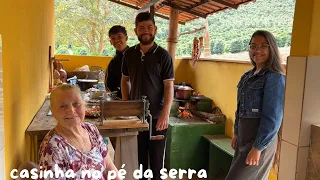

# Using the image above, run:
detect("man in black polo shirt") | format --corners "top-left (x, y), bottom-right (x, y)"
top-left (105, 25), bottom-right (129, 98)
top-left (121, 12), bottom-right (174, 180)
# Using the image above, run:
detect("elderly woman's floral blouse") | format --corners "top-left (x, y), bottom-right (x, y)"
top-left (38, 122), bottom-right (108, 180)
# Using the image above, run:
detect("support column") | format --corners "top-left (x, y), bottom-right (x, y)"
top-left (166, 7), bottom-right (179, 61)
top-left (150, 5), bottom-right (155, 15)
top-left (279, 0), bottom-right (320, 179)
top-left (203, 19), bottom-right (211, 57)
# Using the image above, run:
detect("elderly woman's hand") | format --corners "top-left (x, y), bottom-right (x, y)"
top-left (103, 154), bottom-right (122, 180)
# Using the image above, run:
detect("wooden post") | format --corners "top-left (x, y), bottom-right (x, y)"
top-left (150, 5), bottom-right (155, 15)
top-left (203, 19), bottom-right (211, 57)
top-left (167, 7), bottom-right (179, 61)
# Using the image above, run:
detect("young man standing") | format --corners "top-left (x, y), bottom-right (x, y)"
top-left (105, 25), bottom-right (129, 98)
top-left (121, 12), bottom-right (174, 180)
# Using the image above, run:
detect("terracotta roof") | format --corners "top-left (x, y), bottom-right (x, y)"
top-left (109, 0), bottom-right (256, 24)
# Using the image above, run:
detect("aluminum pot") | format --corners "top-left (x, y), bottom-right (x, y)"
top-left (175, 83), bottom-right (193, 99)
top-left (77, 79), bottom-right (98, 91)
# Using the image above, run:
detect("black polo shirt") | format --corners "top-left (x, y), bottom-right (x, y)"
top-left (122, 43), bottom-right (174, 119)
top-left (105, 46), bottom-right (129, 98)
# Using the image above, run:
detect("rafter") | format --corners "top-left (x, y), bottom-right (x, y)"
top-left (209, 0), bottom-right (238, 9)
top-left (161, 1), bottom-right (207, 18)
top-left (136, 0), bottom-right (144, 6)
top-left (138, 0), bottom-right (166, 13)
top-left (108, 0), bottom-right (185, 24)
top-left (178, 26), bottom-right (205, 37)
top-left (155, 3), bottom-right (166, 11)
top-left (188, 0), bottom-right (209, 9)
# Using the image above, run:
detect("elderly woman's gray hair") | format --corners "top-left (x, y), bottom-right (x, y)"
top-left (50, 84), bottom-right (84, 106)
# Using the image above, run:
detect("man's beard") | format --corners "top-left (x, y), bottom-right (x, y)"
top-left (138, 34), bottom-right (155, 45)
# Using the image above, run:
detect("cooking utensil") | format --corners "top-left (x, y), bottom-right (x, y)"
top-left (67, 71), bottom-right (99, 79)
top-left (77, 79), bottom-right (98, 91)
top-left (151, 135), bottom-right (165, 140)
top-left (90, 91), bottom-right (106, 100)
top-left (175, 82), bottom-right (193, 99)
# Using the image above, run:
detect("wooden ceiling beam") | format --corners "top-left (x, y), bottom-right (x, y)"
top-left (136, 0), bottom-right (144, 6)
top-left (155, 3), bottom-right (166, 11)
top-left (138, 0), bottom-right (166, 13)
top-left (188, 0), bottom-right (209, 9)
top-left (209, 0), bottom-right (238, 9)
top-left (108, 0), bottom-right (185, 24)
top-left (161, 1), bottom-right (207, 18)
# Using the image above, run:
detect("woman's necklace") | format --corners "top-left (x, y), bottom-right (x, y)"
top-left (68, 135), bottom-right (91, 152)
top-left (56, 125), bottom-right (92, 152)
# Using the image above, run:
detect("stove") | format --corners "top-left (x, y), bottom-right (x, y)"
top-left (170, 96), bottom-right (213, 118)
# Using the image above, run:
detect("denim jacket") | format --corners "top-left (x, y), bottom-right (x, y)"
top-left (234, 68), bottom-right (285, 151)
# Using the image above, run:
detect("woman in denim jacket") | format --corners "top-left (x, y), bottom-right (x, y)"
top-left (225, 30), bottom-right (285, 180)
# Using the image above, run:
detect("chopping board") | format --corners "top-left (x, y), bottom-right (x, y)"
top-left (103, 117), bottom-right (148, 129)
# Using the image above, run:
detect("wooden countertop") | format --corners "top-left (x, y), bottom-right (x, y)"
top-left (26, 98), bottom-right (149, 137)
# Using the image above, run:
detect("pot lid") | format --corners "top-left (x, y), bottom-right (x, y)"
top-left (78, 79), bottom-right (98, 82)
top-left (177, 83), bottom-right (193, 90)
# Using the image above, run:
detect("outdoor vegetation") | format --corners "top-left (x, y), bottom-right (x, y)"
top-left (54, 0), bottom-right (295, 59)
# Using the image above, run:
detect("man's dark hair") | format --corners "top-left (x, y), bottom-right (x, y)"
top-left (135, 12), bottom-right (155, 26)
top-left (108, 25), bottom-right (127, 37)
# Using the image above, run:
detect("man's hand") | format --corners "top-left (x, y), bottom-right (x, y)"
top-left (155, 80), bottom-right (173, 131)
top-left (156, 112), bottom-right (169, 131)
top-left (231, 136), bottom-right (237, 150)
top-left (246, 147), bottom-right (261, 166)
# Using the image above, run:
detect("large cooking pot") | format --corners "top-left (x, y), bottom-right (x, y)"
top-left (90, 91), bottom-right (118, 101)
top-left (175, 83), bottom-right (193, 99)
top-left (77, 79), bottom-right (98, 91)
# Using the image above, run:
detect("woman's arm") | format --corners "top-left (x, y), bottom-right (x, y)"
top-left (103, 154), bottom-right (121, 180)
top-left (121, 76), bottom-right (130, 100)
top-left (253, 73), bottom-right (285, 151)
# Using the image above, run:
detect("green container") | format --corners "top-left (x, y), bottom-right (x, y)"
top-left (196, 97), bottom-right (213, 113)
top-left (165, 117), bottom-right (225, 171)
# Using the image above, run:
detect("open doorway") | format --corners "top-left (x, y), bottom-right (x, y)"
top-left (0, 34), bottom-right (4, 178)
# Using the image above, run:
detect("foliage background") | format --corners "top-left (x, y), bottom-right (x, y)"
top-left (54, 0), bottom-right (295, 58)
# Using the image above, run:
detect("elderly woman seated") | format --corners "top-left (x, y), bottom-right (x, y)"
top-left (38, 84), bottom-right (120, 180)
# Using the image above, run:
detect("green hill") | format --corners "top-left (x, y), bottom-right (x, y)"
top-left (170, 0), bottom-right (295, 57)
top-left (55, 0), bottom-right (296, 57)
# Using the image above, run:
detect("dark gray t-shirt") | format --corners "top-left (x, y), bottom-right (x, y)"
top-left (122, 43), bottom-right (174, 119)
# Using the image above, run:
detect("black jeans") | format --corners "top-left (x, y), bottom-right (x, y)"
top-left (138, 119), bottom-right (167, 180)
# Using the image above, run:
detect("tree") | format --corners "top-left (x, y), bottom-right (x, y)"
top-left (210, 41), bottom-right (215, 55)
top-left (54, 0), bottom-right (295, 57)
top-left (242, 38), bottom-right (250, 51)
top-left (55, 0), bottom-right (135, 55)
top-left (213, 41), bottom-right (224, 54)
top-left (56, 45), bottom-right (69, 54)
top-left (230, 40), bottom-right (243, 53)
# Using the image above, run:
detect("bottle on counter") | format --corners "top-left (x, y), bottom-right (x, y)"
top-left (98, 70), bottom-right (105, 83)
top-left (97, 82), bottom-right (105, 91)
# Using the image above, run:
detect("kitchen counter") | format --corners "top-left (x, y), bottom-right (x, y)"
top-left (26, 98), bottom-right (148, 179)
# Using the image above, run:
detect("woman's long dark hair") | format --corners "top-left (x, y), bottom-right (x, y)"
top-left (249, 30), bottom-right (284, 75)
